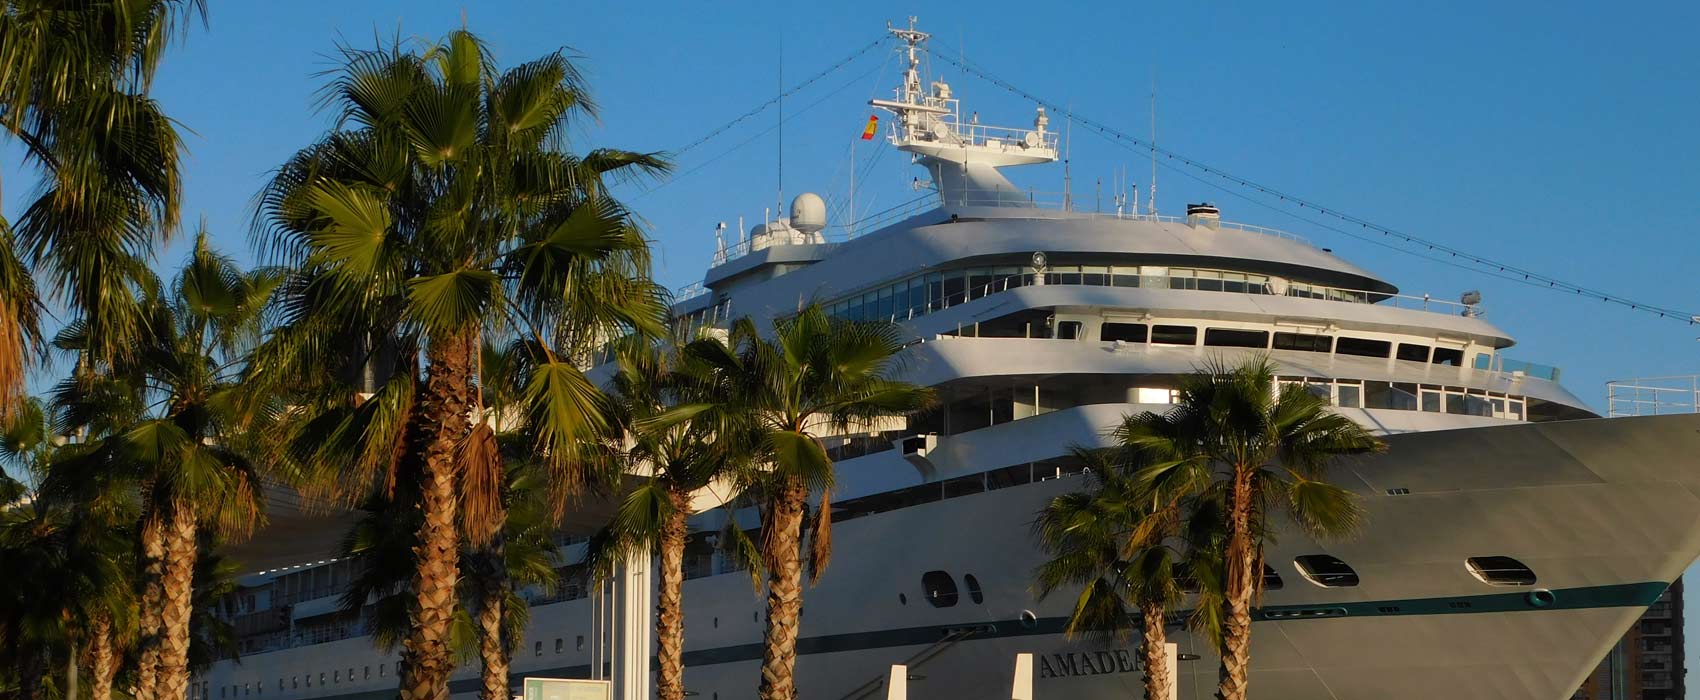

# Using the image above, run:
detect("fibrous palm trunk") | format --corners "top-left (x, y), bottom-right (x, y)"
top-left (17, 650), bottom-right (44, 700)
top-left (1216, 470), bottom-right (1256, 700)
top-left (477, 518), bottom-right (510, 700)
top-left (757, 477), bottom-right (809, 700)
top-left (1140, 602), bottom-right (1171, 700)
top-left (477, 586), bottom-right (507, 700)
top-left (656, 488), bottom-right (691, 700)
top-left (134, 514), bottom-right (167, 700)
top-left (156, 502), bottom-right (200, 700)
top-left (91, 612), bottom-right (117, 700)
top-left (400, 333), bottom-right (474, 700)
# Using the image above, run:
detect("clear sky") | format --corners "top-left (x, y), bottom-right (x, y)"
top-left (5, 0), bottom-right (1699, 690)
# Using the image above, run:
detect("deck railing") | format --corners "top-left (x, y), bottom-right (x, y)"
top-left (1607, 375), bottom-right (1700, 417)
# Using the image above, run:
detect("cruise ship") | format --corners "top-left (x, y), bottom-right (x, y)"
top-left (198, 20), bottom-right (1700, 700)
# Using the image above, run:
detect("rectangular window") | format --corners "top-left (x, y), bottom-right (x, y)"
top-left (1337, 384), bottom-right (1362, 408)
top-left (1052, 265), bottom-right (1082, 286)
top-left (1101, 322), bottom-right (1148, 343)
top-left (1433, 347), bottom-right (1464, 366)
top-left (1273, 332), bottom-right (1332, 353)
top-left (926, 272), bottom-right (945, 311)
top-left (1336, 337), bottom-right (1392, 358)
top-left (1151, 325), bottom-right (1198, 345)
top-left (968, 268), bottom-right (995, 300)
top-left (1081, 265), bottom-right (1110, 286)
top-left (876, 286), bottom-right (895, 320)
top-left (942, 271), bottom-right (965, 307)
top-left (847, 294), bottom-right (864, 321)
top-left (1056, 321), bottom-right (1082, 340)
top-left (907, 278), bottom-right (927, 317)
top-left (1194, 269), bottom-right (1224, 292)
top-left (1111, 267), bottom-right (1141, 287)
top-left (995, 266), bottom-right (1023, 293)
top-left (1421, 389), bottom-right (1442, 413)
top-left (1205, 328), bottom-right (1269, 348)
top-left (1136, 387), bottom-right (1176, 404)
top-left (1396, 343), bottom-right (1430, 362)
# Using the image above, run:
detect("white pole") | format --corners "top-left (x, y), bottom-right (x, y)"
top-left (885, 665), bottom-right (908, 700)
top-left (612, 547), bottom-right (653, 700)
top-left (1164, 642), bottom-right (1179, 700)
top-left (1010, 653), bottom-right (1033, 700)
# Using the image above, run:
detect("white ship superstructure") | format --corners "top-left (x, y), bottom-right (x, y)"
top-left (195, 19), bottom-right (1700, 700)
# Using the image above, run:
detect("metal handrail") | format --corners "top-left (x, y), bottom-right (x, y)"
top-left (1606, 375), bottom-right (1700, 417)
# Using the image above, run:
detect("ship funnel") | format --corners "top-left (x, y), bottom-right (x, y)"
top-left (790, 192), bottom-right (827, 233)
top-left (1186, 202), bottom-right (1221, 229)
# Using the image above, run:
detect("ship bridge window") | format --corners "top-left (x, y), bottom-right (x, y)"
top-left (1101, 322), bottom-right (1148, 343)
top-left (922, 571), bottom-right (960, 608)
top-left (1205, 328), bottom-right (1269, 349)
top-left (1336, 337), bottom-right (1391, 359)
top-left (1273, 332), bottom-right (1331, 353)
top-left (1432, 347), bottom-right (1465, 366)
top-left (1151, 325), bottom-right (1197, 346)
top-left (1466, 556), bottom-right (1537, 586)
top-left (1056, 321), bottom-right (1082, 340)
top-left (1396, 343), bottom-right (1431, 363)
top-left (1294, 555), bottom-right (1360, 588)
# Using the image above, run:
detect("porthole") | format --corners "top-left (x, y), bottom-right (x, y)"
top-left (576, 635), bottom-right (585, 651)
top-left (1527, 589), bottom-right (1556, 608)
top-left (1019, 610), bottom-right (1038, 628)
top-left (921, 570), bottom-right (959, 608)
top-left (1294, 555), bottom-right (1360, 588)
top-left (964, 574), bottom-right (984, 604)
top-left (899, 593), bottom-right (908, 605)
top-left (1466, 556), bottom-right (1537, 586)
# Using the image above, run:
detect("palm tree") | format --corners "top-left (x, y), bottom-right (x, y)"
top-left (252, 30), bottom-right (667, 700)
top-left (1033, 447), bottom-right (1184, 700)
top-left (1121, 357), bottom-right (1384, 700)
top-left (47, 233), bottom-right (278, 700)
top-left (672, 306), bottom-right (932, 700)
top-left (0, 0), bottom-right (202, 373)
top-left (584, 338), bottom-right (753, 700)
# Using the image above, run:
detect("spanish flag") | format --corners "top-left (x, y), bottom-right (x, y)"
top-left (860, 115), bottom-right (879, 140)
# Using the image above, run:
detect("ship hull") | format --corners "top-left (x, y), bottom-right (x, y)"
top-left (198, 413), bottom-right (1700, 700)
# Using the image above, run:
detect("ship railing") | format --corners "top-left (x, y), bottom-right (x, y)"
top-left (841, 269), bottom-right (1473, 326)
top-left (1606, 375), bottom-right (1700, 417)
top-left (895, 117), bottom-right (1060, 154)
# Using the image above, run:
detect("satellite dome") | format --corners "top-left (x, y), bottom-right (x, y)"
top-left (790, 193), bottom-right (827, 233)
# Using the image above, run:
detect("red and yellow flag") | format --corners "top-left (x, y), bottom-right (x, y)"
top-left (860, 115), bottom-right (879, 140)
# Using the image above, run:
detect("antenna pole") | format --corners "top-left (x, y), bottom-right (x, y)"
top-left (1063, 105), bottom-right (1072, 211)
top-left (1148, 70), bottom-right (1158, 216)
top-left (777, 33), bottom-right (784, 224)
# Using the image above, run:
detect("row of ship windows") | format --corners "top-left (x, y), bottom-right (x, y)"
top-left (674, 263), bottom-right (1386, 340)
top-left (819, 265), bottom-right (1374, 325)
top-left (1206, 555), bottom-right (1538, 591)
top-left (197, 661), bottom-right (398, 699)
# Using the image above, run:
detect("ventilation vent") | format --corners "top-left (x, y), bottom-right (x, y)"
top-left (1466, 556), bottom-right (1537, 586)
top-left (1294, 555), bottom-right (1360, 588)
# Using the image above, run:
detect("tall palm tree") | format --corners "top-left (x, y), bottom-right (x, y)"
top-left (48, 233), bottom-right (278, 700)
top-left (252, 30), bottom-right (667, 700)
top-left (585, 338), bottom-right (753, 700)
top-left (1033, 447), bottom-right (1184, 700)
top-left (672, 306), bottom-right (932, 700)
top-left (1122, 357), bottom-right (1384, 700)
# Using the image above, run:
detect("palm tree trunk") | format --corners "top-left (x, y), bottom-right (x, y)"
top-left (156, 502), bottom-right (200, 700)
top-left (90, 612), bottom-right (117, 700)
top-left (477, 586), bottom-right (507, 700)
top-left (656, 488), bottom-right (691, 700)
top-left (400, 332), bottom-right (475, 700)
top-left (1216, 470), bottom-right (1257, 700)
top-left (757, 477), bottom-right (809, 700)
top-left (134, 513), bottom-right (167, 700)
top-left (477, 521), bottom-right (510, 700)
top-left (1140, 602), bottom-right (1170, 700)
top-left (66, 633), bottom-right (80, 700)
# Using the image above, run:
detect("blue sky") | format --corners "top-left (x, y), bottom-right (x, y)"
top-left (5, 0), bottom-right (1700, 688)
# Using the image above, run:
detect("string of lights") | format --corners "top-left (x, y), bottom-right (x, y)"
top-left (922, 47), bottom-right (1700, 325)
